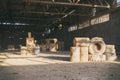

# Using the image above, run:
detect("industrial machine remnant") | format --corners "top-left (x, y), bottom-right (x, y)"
top-left (70, 37), bottom-right (117, 62)
top-left (20, 32), bottom-right (36, 55)
top-left (46, 38), bottom-right (58, 52)
top-left (20, 32), bottom-right (58, 55)
top-left (26, 32), bottom-right (35, 54)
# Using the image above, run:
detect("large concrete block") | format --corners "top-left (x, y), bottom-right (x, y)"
top-left (73, 37), bottom-right (90, 47)
top-left (80, 46), bottom-right (88, 62)
top-left (70, 47), bottom-right (80, 62)
top-left (105, 45), bottom-right (117, 61)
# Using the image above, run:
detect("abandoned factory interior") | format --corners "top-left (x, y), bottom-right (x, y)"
top-left (0, 0), bottom-right (120, 80)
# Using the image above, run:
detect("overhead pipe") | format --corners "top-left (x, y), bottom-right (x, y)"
top-left (28, 0), bottom-right (110, 9)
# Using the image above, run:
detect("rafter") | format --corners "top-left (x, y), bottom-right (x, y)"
top-left (26, 0), bottom-right (110, 9)
top-left (26, 11), bottom-right (90, 16)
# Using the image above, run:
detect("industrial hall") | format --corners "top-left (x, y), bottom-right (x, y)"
top-left (0, 0), bottom-right (120, 80)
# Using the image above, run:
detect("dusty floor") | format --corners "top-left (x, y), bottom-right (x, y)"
top-left (0, 51), bottom-right (120, 80)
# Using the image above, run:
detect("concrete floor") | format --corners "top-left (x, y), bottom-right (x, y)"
top-left (0, 51), bottom-right (120, 80)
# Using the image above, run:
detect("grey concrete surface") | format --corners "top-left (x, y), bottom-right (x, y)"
top-left (0, 51), bottom-right (120, 80)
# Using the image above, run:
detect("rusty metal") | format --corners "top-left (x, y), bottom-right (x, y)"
top-left (26, 11), bottom-right (90, 16)
top-left (28, 0), bottom-right (110, 8)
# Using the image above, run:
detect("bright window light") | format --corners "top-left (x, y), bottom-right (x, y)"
top-left (117, 0), bottom-right (120, 2)
top-left (0, 22), bottom-right (29, 26)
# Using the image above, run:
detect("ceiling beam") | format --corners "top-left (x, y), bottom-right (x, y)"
top-left (26, 11), bottom-right (90, 16)
top-left (28, 0), bottom-right (110, 9)
top-left (14, 17), bottom-right (56, 21)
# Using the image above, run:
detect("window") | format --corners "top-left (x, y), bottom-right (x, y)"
top-left (117, 0), bottom-right (120, 7)
top-left (117, 0), bottom-right (120, 2)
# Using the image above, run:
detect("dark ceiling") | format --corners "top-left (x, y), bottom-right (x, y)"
top-left (0, 0), bottom-right (117, 32)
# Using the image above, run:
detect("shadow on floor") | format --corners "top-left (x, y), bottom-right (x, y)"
top-left (41, 56), bottom-right (70, 61)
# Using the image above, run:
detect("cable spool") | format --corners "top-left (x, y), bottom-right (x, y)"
top-left (70, 47), bottom-right (80, 62)
top-left (105, 45), bottom-right (117, 61)
top-left (73, 37), bottom-right (90, 47)
top-left (89, 37), bottom-right (106, 55)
